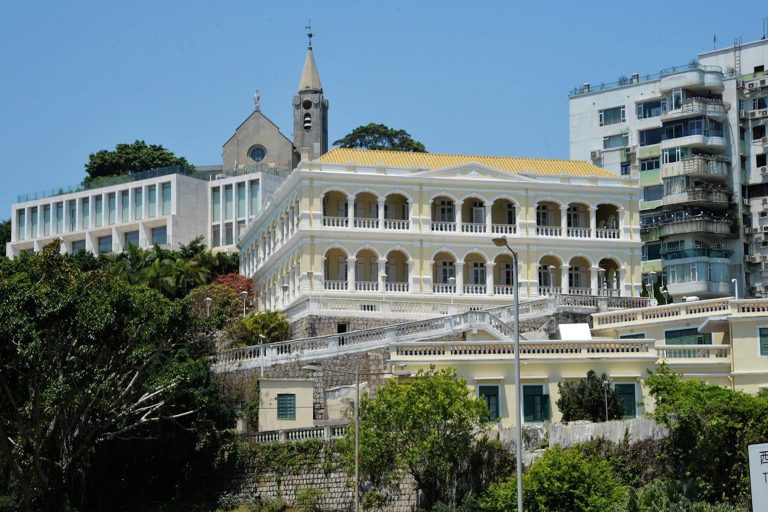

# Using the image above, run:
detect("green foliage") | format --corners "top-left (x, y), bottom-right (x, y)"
top-left (0, 240), bottom-right (232, 511)
top-left (556, 370), bottom-right (624, 422)
top-left (333, 123), bottom-right (427, 152)
top-left (580, 435), bottom-right (672, 489)
top-left (479, 445), bottom-right (626, 512)
top-left (646, 365), bottom-right (768, 505)
top-left (187, 284), bottom-right (241, 323)
top-left (344, 369), bottom-right (492, 509)
top-left (294, 487), bottom-right (322, 511)
top-left (625, 479), bottom-right (741, 512)
top-left (244, 378), bottom-right (260, 432)
top-left (0, 219), bottom-right (9, 258)
top-left (84, 139), bottom-right (192, 182)
top-left (228, 310), bottom-right (290, 347)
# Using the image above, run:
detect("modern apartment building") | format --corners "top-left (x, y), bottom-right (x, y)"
top-left (569, 37), bottom-right (768, 300)
top-left (238, 147), bottom-right (643, 322)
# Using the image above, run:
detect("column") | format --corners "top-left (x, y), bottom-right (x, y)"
top-left (590, 266), bottom-right (600, 295)
top-left (485, 201), bottom-right (493, 233)
top-left (378, 199), bottom-right (386, 230)
top-left (589, 206), bottom-right (597, 237)
top-left (561, 264), bottom-right (570, 294)
top-left (102, 192), bottom-right (108, 226)
top-left (245, 180), bottom-right (251, 221)
top-left (455, 201), bottom-right (463, 231)
top-left (456, 260), bottom-right (464, 294)
top-left (619, 207), bottom-right (627, 239)
top-left (347, 195), bottom-right (355, 228)
top-left (486, 261), bottom-right (495, 295)
top-left (407, 259), bottom-right (414, 291)
top-left (618, 267), bottom-right (625, 296)
top-left (347, 257), bottom-right (356, 291)
top-left (378, 258), bottom-right (387, 291)
top-left (560, 207), bottom-right (567, 236)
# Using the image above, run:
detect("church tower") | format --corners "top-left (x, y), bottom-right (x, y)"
top-left (293, 30), bottom-right (328, 161)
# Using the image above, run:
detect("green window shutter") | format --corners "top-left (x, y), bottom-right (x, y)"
top-left (523, 385), bottom-right (546, 422)
top-left (478, 386), bottom-right (500, 420)
top-left (277, 394), bottom-right (296, 420)
top-left (760, 328), bottom-right (768, 356)
top-left (615, 384), bottom-right (637, 418)
top-left (542, 394), bottom-right (551, 421)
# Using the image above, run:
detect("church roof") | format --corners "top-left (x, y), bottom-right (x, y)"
top-left (318, 148), bottom-right (615, 177)
top-left (298, 47), bottom-right (322, 92)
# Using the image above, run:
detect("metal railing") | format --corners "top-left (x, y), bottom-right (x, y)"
top-left (570, 63), bottom-right (723, 97)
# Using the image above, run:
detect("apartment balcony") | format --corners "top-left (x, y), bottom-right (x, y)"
top-left (661, 247), bottom-right (733, 260)
top-left (661, 156), bottom-right (729, 182)
top-left (593, 297), bottom-right (733, 330)
top-left (660, 134), bottom-right (727, 152)
top-left (659, 218), bottom-right (734, 238)
top-left (661, 98), bottom-right (728, 123)
top-left (662, 188), bottom-right (730, 208)
top-left (659, 64), bottom-right (724, 94)
top-left (323, 216), bottom-right (348, 228)
top-left (431, 221), bottom-right (456, 232)
top-left (384, 219), bottom-right (410, 230)
top-left (641, 225), bottom-right (662, 242)
top-left (665, 280), bottom-right (732, 298)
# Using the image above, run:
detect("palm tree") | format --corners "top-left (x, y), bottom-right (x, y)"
top-left (242, 310), bottom-right (290, 344)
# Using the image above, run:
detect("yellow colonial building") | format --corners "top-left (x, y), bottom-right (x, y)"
top-left (239, 148), bottom-right (643, 322)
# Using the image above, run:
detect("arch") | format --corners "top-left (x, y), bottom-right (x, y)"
top-left (461, 250), bottom-right (489, 263)
top-left (384, 189), bottom-right (414, 203)
top-left (386, 246), bottom-right (413, 262)
top-left (598, 257), bottom-right (621, 295)
top-left (488, 194), bottom-right (521, 208)
top-left (596, 203), bottom-right (621, 230)
top-left (354, 245), bottom-right (382, 260)
top-left (354, 248), bottom-right (379, 284)
top-left (322, 190), bottom-right (349, 218)
top-left (568, 255), bottom-right (592, 293)
top-left (461, 196), bottom-right (489, 226)
top-left (463, 252), bottom-right (489, 293)
top-left (431, 247), bottom-right (460, 262)
top-left (431, 195), bottom-right (457, 228)
top-left (566, 200), bottom-right (594, 209)
top-left (568, 254), bottom-right (594, 267)
top-left (535, 200), bottom-right (562, 228)
top-left (350, 188), bottom-right (382, 200)
top-left (384, 193), bottom-right (410, 222)
top-left (428, 191), bottom-right (459, 203)
top-left (538, 255), bottom-right (563, 295)
top-left (534, 197), bottom-right (564, 208)
top-left (433, 251), bottom-right (457, 289)
top-left (323, 247), bottom-right (349, 286)
top-left (385, 249), bottom-right (410, 286)
top-left (323, 243), bottom-right (352, 257)
top-left (490, 198), bottom-right (518, 231)
top-left (566, 202), bottom-right (590, 229)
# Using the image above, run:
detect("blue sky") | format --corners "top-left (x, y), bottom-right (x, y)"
top-left (0, 0), bottom-right (763, 217)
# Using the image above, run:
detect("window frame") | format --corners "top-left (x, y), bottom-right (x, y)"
top-left (522, 384), bottom-right (550, 423)
top-left (276, 393), bottom-right (296, 420)
top-left (478, 385), bottom-right (501, 421)
top-left (758, 326), bottom-right (768, 357)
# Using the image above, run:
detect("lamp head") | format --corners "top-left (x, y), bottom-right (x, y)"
top-left (239, 291), bottom-right (248, 299)
top-left (203, 297), bottom-right (213, 306)
top-left (492, 236), bottom-right (507, 247)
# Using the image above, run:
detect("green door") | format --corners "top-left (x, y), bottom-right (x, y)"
top-left (615, 383), bottom-right (636, 418)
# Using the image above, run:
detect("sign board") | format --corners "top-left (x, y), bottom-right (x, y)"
top-left (748, 443), bottom-right (768, 510)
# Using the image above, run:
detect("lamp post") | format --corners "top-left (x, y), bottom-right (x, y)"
top-left (602, 376), bottom-right (610, 422)
top-left (732, 278), bottom-right (739, 300)
top-left (204, 297), bottom-right (213, 317)
top-left (547, 265), bottom-right (555, 295)
top-left (258, 334), bottom-right (266, 378)
top-left (491, 235), bottom-right (523, 512)
top-left (448, 276), bottom-right (456, 308)
top-left (239, 290), bottom-right (248, 317)
top-left (597, 267), bottom-right (605, 295)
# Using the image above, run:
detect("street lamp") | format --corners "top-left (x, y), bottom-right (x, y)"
top-left (491, 235), bottom-right (523, 512)
top-left (597, 267), bottom-right (605, 296)
top-left (448, 276), bottom-right (456, 307)
top-left (203, 297), bottom-right (213, 317)
top-left (602, 376), bottom-right (610, 422)
top-left (732, 278), bottom-right (739, 300)
top-left (547, 265), bottom-right (555, 295)
top-left (239, 290), bottom-right (249, 317)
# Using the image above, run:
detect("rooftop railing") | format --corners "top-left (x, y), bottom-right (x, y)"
top-left (570, 63), bottom-right (723, 97)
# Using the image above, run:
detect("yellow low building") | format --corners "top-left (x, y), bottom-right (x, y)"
top-left (258, 378), bottom-right (315, 432)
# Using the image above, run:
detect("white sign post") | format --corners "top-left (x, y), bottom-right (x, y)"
top-left (748, 443), bottom-right (768, 510)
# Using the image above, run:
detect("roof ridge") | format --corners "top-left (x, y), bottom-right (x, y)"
top-left (324, 147), bottom-right (589, 164)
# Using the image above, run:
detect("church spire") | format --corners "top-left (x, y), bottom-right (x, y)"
top-left (293, 23), bottom-right (328, 161)
top-left (298, 22), bottom-right (322, 93)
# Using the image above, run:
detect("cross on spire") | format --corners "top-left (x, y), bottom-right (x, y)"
top-left (305, 20), bottom-right (313, 48)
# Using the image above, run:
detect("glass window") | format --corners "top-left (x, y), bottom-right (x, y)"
top-left (639, 128), bottom-right (662, 146)
top-left (603, 134), bottom-right (628, 149)
top-left (71, 239), bottom-right (86, 253)
top-left (16, 209), bottom-right (26, 240)
top-left (643, 185), bottom-right (663, 202)
top-left (249, 179), bottom-right (260, 217)
top-left (151, 226), bottom-right (167, 245)
top-left (523, 385), bottom-right (550, 422)
top-left (759, 328), bottom-right (768, 356)
top-left (161, 183), bottom-right (171, 215)
top-left (620, 162), bottom-right (630, 176)
top-left (614, 383), bottom-right (637, 418)
top-left (224, 185), bottom-right (233, 220)
top-left (212, 187), bottom-right (221, 222)
top-left (98, 235), bottom-right (112, 254)
top-left (636, 100), bottom-right (662, 119)
top-left (620, 333), bottom-right (646, 339)
top-left (640, 158), bottom-right (660, 172)
top-left (94, 196), bottom-right (103, 227)
top-left (276, 394), bottom-right (296, 420)
top-left (68, 200), bottom-right (76, 232)
top-left (665, 328), bottom-right (712, 345)
top-left (30, 207), bottom-right (38, 238)
top-left (80, 198), bottom-right (89, 230)
top-left (599, 106), bottom-right (625, 126)
top-left (133, 188), bottom-right (143, 220)
top-left (478, 385), bottom-right (500, 421)
top-left (148, 185), bottom-right (157, 217)
top-left (119, 191), bottom-right (128, 222)
top-left (237, 182), bottom-right (246, 218)
top-left (224, 222), bottom-right (234, 245)
top-left (212, 224), bottom-right (221, 248)
top-left (108, 193), bottom-right (116, 225)
top-left (43, 205), bottom-right (51, 235)
top-left (124, 231), bottom-right (139, 247)
top-left (55, 202), bottom-right (64, 234)
top-left (642, 243), bottom-right (661, 261)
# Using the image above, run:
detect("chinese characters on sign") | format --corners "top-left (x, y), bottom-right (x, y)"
top-left (748, 443), bottom-right (768, 509)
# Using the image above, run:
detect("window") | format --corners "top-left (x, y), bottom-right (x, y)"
top-left (753, 125), bottom-right (766, 140)
top-left (224, 222), bottom-right (234, 245)
top-left (471, 262), bottom-right (486, 284)
top-left (108, 193), bottom-right (116, 225)
top-left (151, 226), bottom-right (167, 245)
top-left (80, 198), bottom-right (90, 229)
top-left (120, 191), bottom-right (130, 222)
top-left (639, 128), bottom-right (662, 146)
top-left (148, 185), bottom-right (157, 217)
top-left (71, 240), bottom-right (86, 253)
top-left (478, 386), bottom-right (500, 421)
top-left (640, 158), bottom-right (660, 172)
top-left (55, 202), bottom-right (64, 234)
top-left (249, 145), bottom-right (266, 162)
top-left (599, 106), bottom-right (626, 126)
top-left (603, 134), bottom-right (628, 149)
top-left (161, 183), bottom-right (171, 215)
top-left (133, 188), bottom-right (143, 220)
top-left (30, 207), bottom-right (38, 237)
top-left (614, 383), bottom-right (637, 418)
top-left (276, 394), bottom-right (296, 420)
top-left (212, 224), bottom-right (221, 248)
top-left (523, 385), bottom-right (549, 422)
top-left (16, 209), bottom-right (26, 240)
top-left (758, 154), bottom-right (767, 168)
top-left (759, 328), bottom-right (768, 356)
top-left (224, 185), bottom-right (234, 220)
top-left (665, 328), bottom-right (712, 345)
top-left (643, 185), bottom-right (663, 202)
top-left (68, 200), bottom-right (76, 232)
top-left (337, 323), bottom-right (348, 334)
top-left (124, 231), bottom-right (139, 247)
top-left (620, 162), bottom-right (630, 176)
top-left (438, 260), bottom-right (455, 283)
top-left (620, 333), bottom-right (646, 339)
top-left (237, 182), bottom-right (246, 218)
top-left (98, 235), bottom-right (112, 254)
top-left (212, 187), bottom-right (221, 222)
top-left (642, 243), bottom-right (661, 261)
top-left (94, 196), bottom-right (103, 227)
top-left (636, 100), bottom-right (662, 119)
top-left (249, 179), bottom-right (260, 217)
top-left (43, 205), bottom-right (51, 235)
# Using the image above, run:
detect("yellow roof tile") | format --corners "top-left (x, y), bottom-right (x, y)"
top-left (318, 148), bottom-right (614, 178)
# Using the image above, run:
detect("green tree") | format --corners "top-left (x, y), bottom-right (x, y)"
top-left (556, 370), bottom-right (624, 422)
top-left (84, 139), bottom-right (192, 183)
top-left (347, 369), bottom-right (490, 510)
top-left (333, 123), bottom-right (427, 152)
top-left (186, 283), bottom-right (241, 323)
top-left (480, 445), bottom-right (626, 512)
top-left (626, 479), bottom-right (740, 512)
top-left (0, 241), bottom-right (230, 511)
top-left (0, 219), bottom-right (9, 258)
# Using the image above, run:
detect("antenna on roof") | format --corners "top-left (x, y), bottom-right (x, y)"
top-left (713, 34), bottom-right (717, 50)
top-left (305, 20), bottom-right (313, 48)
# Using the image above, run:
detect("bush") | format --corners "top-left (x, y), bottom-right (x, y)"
top-left (186, 284), bottom-right (240, 322)
top-left (556, 370), bottom-right (624, 422)
top-left (295, 487), bottom-right (322, 511)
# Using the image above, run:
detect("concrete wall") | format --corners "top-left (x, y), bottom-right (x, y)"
top-left (222, 110), bottom-right (296, 173)
top-left (259, 379), bottom-right (315, 432)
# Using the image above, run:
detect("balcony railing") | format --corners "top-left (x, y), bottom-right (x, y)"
top-left (247, 425), bottom-right (349, 444)
top-left (569, 62), bottom-right (723, 97)
top-left (657, 344), bottom-right (730, 360)
top-left (659, 218), bottom-right (733, 238)
top-left (464, 284), bottom-right (486, 294)
top-left (593, 297), bottom-right (732, 328)
top-left (661, 97), bottom-right (729, 120)
top-left (323, 216), bottom-right (348, 227)
top-left (495, 285), bottom-right (515, 295)
top-left (462, 222), bottom-right (487, 233)
top-left (433, 283), bottom-right (456, 293)
top-left (569, 287), bottom-right (592, 296)
top-left (385, 282), bottom-right (409, 292)
top-left (384, 219), bottom-right (409, 230)
top-left (567, 227), bottom-right (591, 238)
top-left (539, 286), bottom-right (562, 295)
top-left (355, 281), bottom-right (378, 291)
top-left (662, 188), bottom-right (730, 207)
top-left (492, 224), bottom-right (517, 234)
top-left (536, 226), bottom-right (562, 237)
top-left (431, 221), bottom-right (457, 232)
top-left (353, 218), bottom-right (378, 229)
top-left (661, 247), bottom-right (733, 260)
top-left (596, 228), bottom-right (620, 239)
top-left (324, 280), bottom-right (347, 290)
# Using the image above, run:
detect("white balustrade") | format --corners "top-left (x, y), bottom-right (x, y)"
top-left (433, 283), bottom-right (456, 293)
top-left (323, 216), bottom-right (348, 227)
top-left (431, 221), bottom-right (457, 232)
top-left (494, 285), bottom-right (515, 295)
top-left (492, 224), bottom-right (517, 234)
top-left (657, 344), bottom-right (730, 360)
top-left (566, 227), bottom-right (591, 238)
top-left (536, 226), bottom-right (562, 236)
top-left (539, 286), bottom-right (562, 295)
top-left (596, 228), bottom-right (620, 239)
top-left (599, 288), bottom-right (620, 296)
top-left (324, 280), bottom-right (347, 291)
top-left (386, 282), bottom-right (409, 292)
top-left (594, 297), bottom-right (731, 327)
top-left (569, 287), bottom-right (592, 296)
top-left (461, 222), bottom-right (487, 233)
top-left (384, 219), bottom-right (409, 230)
top-left (353, 218), bottom-right (378, 229)
top-left (464, 284), bottom-right (486, 294)
top-left (355, 281), bottom-right (379, 291)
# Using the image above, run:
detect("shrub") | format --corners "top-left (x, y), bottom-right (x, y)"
top-left (556, 370), bottom-right (624, 422)
top-left (295, 487), bottom-right (323, 511)
top-left (186, 283), bottom-right (240, 321)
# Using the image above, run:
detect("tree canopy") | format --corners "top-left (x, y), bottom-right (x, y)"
top-left (0, 219), bottom-right (9, 258)
top-left (333, 123), bottom-right (427, 152)
top-left (84, 140), bottom-right (192, 183)
top-left (556, 370), bottom-right (624, 422)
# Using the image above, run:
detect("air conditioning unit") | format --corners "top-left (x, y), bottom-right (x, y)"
top-left (761, 166), bottom-right (768, 175)
top-left (750, 111), bottom-right (760, 119)
top-left (761, 79), bottom-right (768, 87)
top-left (748, 82), bottom-right (757, 89)
top-left (762, 198), bottom-right (768, 204)
top-left (626, 146), bottom-right (636, 155)
top-left (761, 225), bottom-right (768, 232)
top-left (737, 79), bottom-right (744, 88)
top-left (590, 150), bottom-right (602, 160)
top-left (761, 110), bottom-right (768, 118)
top-left (745, 198), bottom-right (751, 206)
top-left (753, 227), bottom-right (762, 233)
top-left (756, 282), bottom-right (766, 291)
